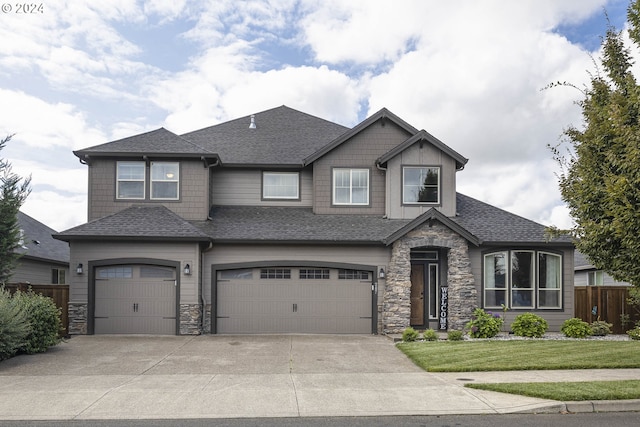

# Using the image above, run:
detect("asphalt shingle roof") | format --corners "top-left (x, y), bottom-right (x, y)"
top-left (180, 106), bottom-right (350, 165)
top-left (17, 212), bottom-right (69, 263)
top-left (54, 205), bottom-right (210, 242)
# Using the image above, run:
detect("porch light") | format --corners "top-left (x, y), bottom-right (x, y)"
top-left (76, 263), bottom-right (83, 274)
top-left (184, 263), bottom-right (191, 275)
top-left (379, 267), bottom-right (385, 279)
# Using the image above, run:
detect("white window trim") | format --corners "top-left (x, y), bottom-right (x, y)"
top-left (262, 171), bottom-right (300, 200)
top-left (484, 250), bottom-right (563, 310)
top-left (332, 168), bottom-right (370, 205)
top-left (150, 162), bottom-right (180, 200)
top-left (116, 161), bottom-right (145, 200)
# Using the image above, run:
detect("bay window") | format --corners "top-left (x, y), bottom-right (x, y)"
top-left (484, 250), bottom-right (562, 309)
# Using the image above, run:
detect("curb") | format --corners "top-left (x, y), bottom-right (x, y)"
top-left (525, 399), bottom-right (640, 414)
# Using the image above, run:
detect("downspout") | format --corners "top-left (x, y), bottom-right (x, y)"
top-left (200, 241), bottom-right (213, 333)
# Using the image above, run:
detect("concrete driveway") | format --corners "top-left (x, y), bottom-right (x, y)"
top-left (0, 335), bottom-right (558, 420)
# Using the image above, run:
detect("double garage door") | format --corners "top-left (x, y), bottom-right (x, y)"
top-left (216, 267), bottom-right (373, 334)
top-left (94, 265), bottom-right (176, 334)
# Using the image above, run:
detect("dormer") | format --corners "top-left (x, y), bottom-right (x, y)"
top-left (376, 129), bottom-right (468, 219)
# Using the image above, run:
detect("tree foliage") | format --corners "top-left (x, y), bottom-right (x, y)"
top-left (0, 135), bottom-right (31, 284)
top-left (553, 1), bottom-right (640, 287)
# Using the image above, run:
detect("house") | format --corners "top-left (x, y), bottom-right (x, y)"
top-left (574, 250), bottom-right (630, 287)
top-left (10, 211), bottom-right (70, 285)
top-left (54, 106), bottom-right (574, 335)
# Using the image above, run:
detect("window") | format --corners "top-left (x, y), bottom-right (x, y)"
top-left (338, 269), bottom-right (370, 280)
top-left (403, 166), bottom-right (440, 204)
top-left (97, 266), bottom-right (133, 279)
top-left (51, 268), bottom-right (66, 284)
top-left (300, 269), bottom-right (330, 279)
top-left (219, 269), bottom-right (254, 280)
top-left (117, 162), bottom-right (145, 199)
top-left (263, 172), bottom-right (299, 199)
top-left (140, 266), bottom-right (175, 278)
top-left (260, 268), bottom-right (291, 279)
top-left (484, 250), bottom-right (562, 309)
top-left (151, 162), bottom-right (179, 200)
top-left (588, 270), bottom-right (604, 286)
top-left (333, 168), bottom-right (369, 205)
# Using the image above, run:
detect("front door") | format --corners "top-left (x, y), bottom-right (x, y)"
top-left (410, 260), bottom-right (439, 328)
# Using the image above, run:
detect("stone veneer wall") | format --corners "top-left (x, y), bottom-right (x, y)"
top-left (179, 304), bottom-right (202, 335)
top-left (382, 222), bottom-right (476, 333)
top-left (68, 302), bottom-right (87, 334)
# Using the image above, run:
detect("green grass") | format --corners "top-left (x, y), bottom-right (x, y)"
top-left (396, 340), bottom-right (640, 372)
top-left (466, 380), bottom-right (640, 401)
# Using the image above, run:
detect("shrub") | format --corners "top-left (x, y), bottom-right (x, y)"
top-left (466, 308), bottom-right (503, 338)
top-left (511, 313), bottom-right (548, 338)
top-left (590, 320), bottom-right (613, 337)
top-left (561, 317), bottom-right (592, 338)
top-left (447, 330), bottom-right (464, 341)
top-left (628, 326), bottom-right (640, 340)
top-left (402, 327), bottom-right (419, 342)
top-left (423, 328), bottom-right (438, 341)
top-left (0, 287), bottom-right (31, 360)
top-left (12, 289), bottom-right (62, 354)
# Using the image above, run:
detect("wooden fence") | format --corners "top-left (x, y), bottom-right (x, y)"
top-left (4, 283), bottom-right (69, 337)
top-left (574, 286), bottom-right (640, 334)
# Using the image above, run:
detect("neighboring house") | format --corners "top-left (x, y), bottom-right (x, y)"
top-left (574, 251), bottom-right (630, 287)
top-left (11, 211), bottom-right (70, 285)
top-left (54, 106), bottom-right (574, 335)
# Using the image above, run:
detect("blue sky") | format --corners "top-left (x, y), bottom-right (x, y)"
top-left (0, 0), bottom-right (633, 231)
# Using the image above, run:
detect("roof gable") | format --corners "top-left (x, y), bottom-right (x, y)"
top-left (181, 105), bottom-right (349, 166)
top-left (383, 208), bottom-right (481, 246)
top-left (17, 212), bottom-right (69, 264)
top-left (377, 130), bottom-right (468, 170)
top-left (303, 108), bottom-right (418, 165)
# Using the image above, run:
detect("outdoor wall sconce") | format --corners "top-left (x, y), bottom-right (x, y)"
top-left (379, 267), bottom-right (385, 279)
top-left (76, 263), bottom-right (83, 274)
top-left (184, 263), bottom-right (191, 275)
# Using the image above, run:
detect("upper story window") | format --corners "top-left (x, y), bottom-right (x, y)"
top-left (333, 168), bottom-right (369, 205)
top-left (484, 250), bottom-right (562, 310)
top-left (117, 161), bottom-right (145, 199)
top-left (151, 162), bottom-right (179, 200)
top-left (262, 172), bottom-right (299, 199)
top-left (403, 166), bottom-right (440, 204)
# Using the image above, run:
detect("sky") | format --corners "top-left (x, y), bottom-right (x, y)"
top-left (0, 0), bottom-right (633, 232)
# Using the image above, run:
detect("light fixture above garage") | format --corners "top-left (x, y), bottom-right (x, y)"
top-left (76, 263), bottom-right (83, 274)
top-left (184, 263), bottom-right (191, 275)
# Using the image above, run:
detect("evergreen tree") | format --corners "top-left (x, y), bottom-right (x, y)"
top-left (0, 135), bottom-right (31, 284)
top-left (553, 0), bottom-right (640, 286)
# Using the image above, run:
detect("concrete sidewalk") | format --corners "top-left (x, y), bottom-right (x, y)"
top-left (0, 335), bottom-right (638, 420)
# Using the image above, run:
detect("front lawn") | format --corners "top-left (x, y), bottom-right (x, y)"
top-left (466, 380), bottom-right (640, 401)
top-left (396, 340), bottom-right (640, 372)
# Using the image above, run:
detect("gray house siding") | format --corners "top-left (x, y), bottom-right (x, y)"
top-left (210, 167), bottom-right (313, 207)
top-left (313, 121), bottom-right (411, 215)
top-left (468, 246), bottom-right (574, 332)
top-left (574, 269), bottom-right (629, 287)
top-left (385, 143), bottom-right (458, 219)
top-left (88, 158), bottom-right (209, 222)
top-left (11, 259), bottom-right (68, 284)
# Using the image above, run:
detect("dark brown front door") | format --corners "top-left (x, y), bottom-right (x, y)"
top-left (410, 261), bottom-right (439, 328)
top-left (410, 264), bottom-right (424, 325)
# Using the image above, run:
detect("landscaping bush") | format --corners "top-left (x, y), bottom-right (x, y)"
top-left (402, 327), bottom-right (419, 342)
top-left (466, 308), bottom-right (503, 338)
top-left (447, 330), bottom-right (464, 341)
top-left (511, 313), bottom-right (548, 338)
top-left (590, 320), bottom-right (613, 337)
top-left (627, 326), bottom-right (640, 340)
top-left (423, 328), bottom-right (438, 341)
top-left (0, 287), bottom-right (31, 360)
top-left (12, 289), bottom-right (62, 354)
top-left (561, 317), bottom-right (592, 338)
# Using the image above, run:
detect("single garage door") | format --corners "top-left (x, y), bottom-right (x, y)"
top-left (216, 267), bottom-right (373, 334)
top-left (94, 265), bottom-right (177, 334)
